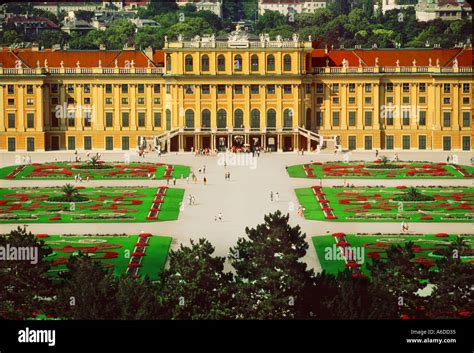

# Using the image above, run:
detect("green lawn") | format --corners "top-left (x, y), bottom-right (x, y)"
top-left (0, 186), bottom-right (184, 223)
top-left (313, 233), bottom-right (474, 276)
top-left (295, 187), bottom-right (474, 222)
top-left (0, 163), bottom-right (190, 180)
top-left (44, 234), bottom-right (171, 280)
top-left (287, 162), bottom-right (474, 179)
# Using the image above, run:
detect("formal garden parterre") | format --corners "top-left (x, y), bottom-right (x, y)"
top-left (0, 162), bottom-right (190, 180)
top-left (287, 161), bottom-right (474, 179)
top-left (312, 233), bottom-right (474, 277)
top-left (38, 233), bottom-right (171, 281)
top-left (0, 186), bottom-right (184, 223)
top-left (295, 186), bottom-right (474, 222)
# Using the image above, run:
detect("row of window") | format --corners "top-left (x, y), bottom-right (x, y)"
top-left (346, 135), bottom-right (471, 151)
top-left (176, 53), bottom-right (292, 73)
top-left (315, 111), bottom-right (471, 128)
top-left (184, 84), bottom-right (294, 95)
top-left (317, 83), bottom-right (471, 94)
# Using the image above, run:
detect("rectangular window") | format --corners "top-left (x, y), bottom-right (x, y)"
top-left (105, 137), bottom-right (113, 151)
top-left (166, 84), bottom-right (171, 94)
top-left (332, 111), bottom-right (340, 126)
top-left (51, 84), bottom-right (58, 94)
top-left (462, 83), bottom-right (470, 93)
top-left (122, 112), bottom-right (130, 127)
top-left (122, 98), bottom-right (129, 104)
top-left (306, 84), bottom-right (311, 94)
top-left (385, 83), bottom-right (393, 92)
top-left (83, 97), bottom-right (91, 105)
top-left (419, 83), bottom-right (426, 93)
top-left (26, 113), bottom-right (35, 128)
top-left (8, 98), bottom-right (14, 106)
top-left (251, 85), bottom-right (259, 94)
top-left (84, 111), bottom-right (91, 127)
top-left (364, 136), bottom-right (372, 150)
top-left (26, 85), bottom-right (33, 94)
top-left (419, 96), bottom-right (426, 104)
top-left (332, 97), bottom-right (340, 104)
top-left (153, 84), bottom-right (160, 94)
top-left (122, 136), bottom-right (129, 151)
top-left (418, 135), bottom-right (426, 150)
top-left (462, 136), bottom-right (470, 151)
top-left (8, 113), bottom-right (15, 128)
top-left (316, 84), bottom-right (323, 94)
top-left (106, 112), bottom-right (113, 127)
top-left (234, 85), bottom-right (243, 94)
top-left (386, 96), bottom-right (393, 104)
top-left (201, 85), bottom-right (210, 94)
top-left (443, 136), bottom-right (451, 151)
top-left (403, 83), bottom-right (409, 93)
top-left (67, 84), bottom-right (74, 93)
top-left (68, 112), bottom-right (75, 127)
top-left (386, 110), bottom-right (394, 126)
top-left (267, 85), bottom-right (276, 94)
top-left (443, 97), bottom-right (451, 104)
top-left (153, 97), bottom-right (160, 104)
top-left (26, 100), bottom-right (33, 107)
top-left (154, 112), bottom-right (162, 127)
top-left (84, 136), bottom-right (92, 151)
top-left (316, 97), bottom-right (324, 104)
top-left (348, 111), bottom-right (356, 126)
top-left (402, 110), bottom-right (410, 125)
top-left (137, 97), bottom-right (145, 105)
top-left (332, 84), bottom-right (339, 93)
top-left (138, 112), bottom-right (146, 127)
top-left (26, 137), bottom-right (35, 152)
top-left (348, 97), bottom-right (355, 105)
top-left (364, 83), bottom-right (372, 93)
top-left (51, 97), bottom-right (59, 105)
top-left (364, 111), bottom-right (372, 126)
top-left (364, 97), bottom-right (372, 105)
top-left (83, 84), bottom-right (90, 94)
top-left (283, 85), bottom-right (292, 94)
top-left (462, 97), bottom-right (470, 105)
top-left (443, 83), bottom-right (450, 93)
top-left (137, 84), bottom-right (145, 94)
top-left (316, 111), bottom-right (323, 126)
top-left (348, 136), bottom-right (356, 150)
top-left (402, 135), bottom-right (410, 150)
top-left (106, 97), bottom-right (112, 105)
top-left (122, 84), bottom-right (128, 94)
top-left (185, 85), bottom-right (194, 94)
top-left (402, 96), bottom-right (410, 104)
top-left (51, 112), bottom-right (59, 127)
top-left (7, 137), bottom-right (15, 152)
top-left (349, 83), bottom-right (355, 93)
top-left (7, 84), bottom-right (14, 94)
top-left (67, 136), bottom-right (76, 150)
top-left (105, 84), bottom-right (112, 94)
top-left (462, 112), bottom-right (470, 127)
top-left (217, 85), bottom-right (226, 94)
top-left (418, 111), bottom-right (426, 126)
top-left (386, 136), bottom-right (394, 150)
top-left (443, 112), bottom-right (451, 127)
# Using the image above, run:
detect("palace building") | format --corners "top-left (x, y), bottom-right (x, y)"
top-left (0, 26), bottom-right (472, 153)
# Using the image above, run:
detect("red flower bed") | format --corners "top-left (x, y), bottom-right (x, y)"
top-left (48, 216), bottom-right (61, 221)
top-left (139, 233), bottom-right (152, 237)
top-left (36, 234), bottom-right (49, 238)
top-left (332, 232), bottom-right (346, 237)
top-left (396, 186), bottom-right (407, 189)
top-left (367, 252), bottom-right (381, 259)
top-left (420, 216), bottom-right (433, 220)
top-left (336, 241), bottom-right (349, 247)
top-left (132, 252), bottom-right (146, 257)
top-left (339, 199), bottom-right (350, 204)
top-left (127, 263), bottom-right (142, 268)
top-left (435, 233), bottom-right (449, 237)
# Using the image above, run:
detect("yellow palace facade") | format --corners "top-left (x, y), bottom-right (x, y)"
top-left (0, 29), bottom-right (472, 152)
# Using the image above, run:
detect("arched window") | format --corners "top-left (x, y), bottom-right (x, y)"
top-left (267, 109), bottom-right (276, 129)
top-left (267, 54), bottom-right (275, 71)
top-left (218, 55), bottom-right (226, 72)
top-left (234, 109), bottom-right (243, 128)
top-left (283, 109), bottom-right (293, 128)
top-left (201, 55), bottom-right (209, 71)
top-left (185, 109), bottom-right (194, 128)
top-left (185, 55), bottom-right (193, 72)
top-left (251, 54), bottom-right (259, 71)
top-left (166, 54), bottom-right (172, 72)
top-left (166, 109), bottom-right (171, 130)
top-left (306, 108), bottom-right (312, 130)
top-left (250, 109), bottom-right (260, 129)
top-left (283, 54), bottom-right (292, 71)
top-left (217, 109), bottom-right (227, 128)
top-left (201, 109), bottom-right (211, 129)
top-left (234, 55), bottom-right (242, 72)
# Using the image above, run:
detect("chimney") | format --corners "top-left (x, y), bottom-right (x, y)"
top-left (144, 46), bottom-right (153, 60)
top-left (100, 43), bottom-right (106, 50)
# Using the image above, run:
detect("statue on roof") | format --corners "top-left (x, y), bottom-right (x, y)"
top-left (436, 58), bottom-right (440, 67)
top-left (375, 57), bottom-right (379, 67)
top-left (292, 33), bottom-right (299, 42)
top-left (452, 58), bottom-right (458, 68)
top-left (412, 59), bottom-right (416, 67)
top-left (44, 59), bottom-right (48, 68)
top-left (164, 35), bottom-right (168, 43)
top-left (325, 58), bottom-right (329, 68)
top-left (396, 59), bottom-right (400, 67)
top-left (76, 60), bottom-right (80, 68)
top-left (308, 35), bottom-right (312, 42)
top-left (178, 34), bottom-right (183, 42)
top-left (211, 34), bottom-right (215, 42)
top-left (115, 59), bottom-right (118, 68)
top-left (342, 58), bottom-right (348, 68)
top-left (98, 59), bottom-right (102, 68)
top-left (359, 58), bottom-right (362, 67)
top-left (15, 59), bottom-right (22, 68)
top-left (428, 58), bottom-right (432, 67)
top-left (36, 60), bottom-right (40, 68)
top-left (60, 60), bottom-right (64, 69)
top-left (236, 24), bottom-right (241, 33)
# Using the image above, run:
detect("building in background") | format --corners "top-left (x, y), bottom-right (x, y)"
top-left (176, 0), bottom-right (223, 17)
top-left (258, 0), bottom-right (328, 16)
top-left (0, 27), bottom-right (472, 153)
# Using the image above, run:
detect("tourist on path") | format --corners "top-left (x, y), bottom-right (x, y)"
top-left (203, 177), bottom-right (207, 185)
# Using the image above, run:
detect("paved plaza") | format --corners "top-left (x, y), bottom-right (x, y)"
top-left (0, 150), bottom-right (472, 272)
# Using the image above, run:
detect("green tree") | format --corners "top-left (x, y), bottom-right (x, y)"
top-left (61, 184), bottom-right (79, 202)
top-left (0, 227), bottom-right (52, 319)
top-left (36, 29), bottom-right (68, 48)
top-left (255, 10), bottom-right (287, 34)
top-left (229, 211), bottom-right (315, 319)
top-left (159, 239), bottom-right (234, 319)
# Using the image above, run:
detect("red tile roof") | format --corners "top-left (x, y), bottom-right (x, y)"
top-left (0, 48), bottom-right (25, 68)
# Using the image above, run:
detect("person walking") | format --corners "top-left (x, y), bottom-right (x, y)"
top-left (447, 155), bottom-right (450, 164)
top-left (275, 192), bottom-right (280, 202)
top-left (203, 165), bottom-right (206, 174)
top-left (188, 195), bottom-right (192, 206)
top-left (270, 191), bottom-right (273, 202)
top-left (203, 177), bottom-right (207, 185)
top-left (191, 195), bottom-right (195, 205)
top-left (166, 178), bottom-right (170, 185)
top-left (375, 149), bottom-right (379, 158)
top-left (173, 178), bottom-right (176, 186)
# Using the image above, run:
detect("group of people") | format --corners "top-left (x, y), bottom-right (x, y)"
top-left (74, 173), bottom-right (89, 182)
top-left (166, 177), bottom-right (177, 185)
top-left (21, 155), bottom-right (32, 164)
top-left (297, 205), bottom-right (305, 217)
top-left (401, 221), bottom-right (410, 233)
top-left (224, 171), bottom-right (231, 180)
top-left (187, 194), bottom-right (196, 206)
